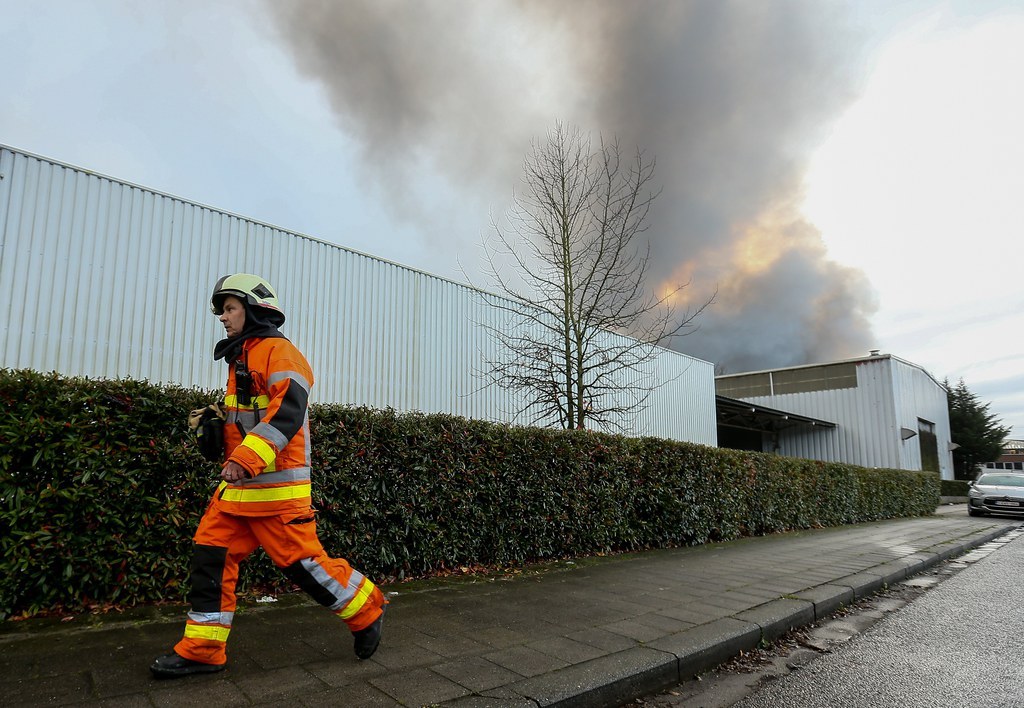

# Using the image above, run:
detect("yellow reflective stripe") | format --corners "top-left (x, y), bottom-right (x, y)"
top-left (339, 578), bottom-right (376, 620)
top-left (218, 483), bottom-right (312, 503)
top-left (224, 394), bottom-right (271, 409)
top-left (184, 623), bottom-right (231, 642)
top-left (242, 436), bottom-right (276, 466)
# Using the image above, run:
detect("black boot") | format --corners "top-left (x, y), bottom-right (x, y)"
top-left (150, 651), bottom-right (226, 679)
top-left (353, 607), bottom-right (385, 660)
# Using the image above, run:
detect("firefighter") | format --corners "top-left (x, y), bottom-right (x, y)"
top-left (151, 273), bottom-right (386, 678)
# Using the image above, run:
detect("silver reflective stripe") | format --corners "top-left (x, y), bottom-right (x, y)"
top-left (187, 610), bottom-right (235, 626)
top-left (269, 370), bottom-right (311, 393)
top-left (237, 467), bottom-right (311, 485)
top-left (303, 413), bottom-right (311, 465)
top-left (301, 558), bottom-right (364, 612)
top-left (228, 410), bottom-right (260, 431)
top-left (252, 421), bottom-right (289, 451)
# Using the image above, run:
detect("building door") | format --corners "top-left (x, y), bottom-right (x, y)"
top-left (918, 418), bottom-right (939, 473)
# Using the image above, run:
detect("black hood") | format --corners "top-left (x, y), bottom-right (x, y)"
top-left (214, 302), bottom-right (287, 362)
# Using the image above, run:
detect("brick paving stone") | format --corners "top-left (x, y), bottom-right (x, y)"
top-left (600, 618), bottom-right (669, 642)
top-left (483, 645), bottom-right (570, 677)
top-left (526, 635), bottom-right (607, 664)
top-left (149, 678), bottom-right (251, 708)
top-left (370, 667), bottom-right (471, 705)
top-left (432, 655), bottom-right (525, 692)
top-left (565, 626), bottom-right (639, 653)
top-left (0, 508), bottom-right (1014, 708)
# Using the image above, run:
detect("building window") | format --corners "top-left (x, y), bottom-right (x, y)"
top-left (717, 362), bottom-right (858, 398)
top-left (772, 364), bottom-right (858, 395)
top-left (715, 373), bottom-right (772, 398)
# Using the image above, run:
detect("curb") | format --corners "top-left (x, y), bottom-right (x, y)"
top-left (445, 523), bottom-right (1016, 708)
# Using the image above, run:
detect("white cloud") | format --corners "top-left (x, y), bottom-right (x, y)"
top-left (802, 10), bottom-right (1024, 435)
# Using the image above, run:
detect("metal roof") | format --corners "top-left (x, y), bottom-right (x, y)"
top-left (715, 352), bottom-right (947, 391)
top-left (716, 395), bottom-right (836, 433)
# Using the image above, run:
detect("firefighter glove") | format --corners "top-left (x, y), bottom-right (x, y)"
top-left (188, 402), bottom-right (227, 462)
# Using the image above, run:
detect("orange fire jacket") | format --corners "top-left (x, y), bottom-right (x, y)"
top-left (214, 336), bottom-right (314, 516)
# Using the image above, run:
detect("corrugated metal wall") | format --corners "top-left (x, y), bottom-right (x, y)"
top-left (890, 358), bottom-right (953, 476)
top-left (769, 358), bottom-right (901, 469)
top-left (0, 146), bottom-right (716, 444)
top-left (730, 357), bottom-right (952, 478)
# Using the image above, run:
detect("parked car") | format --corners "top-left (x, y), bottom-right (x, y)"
top-left (967, 472), bottom-right (1024, 516)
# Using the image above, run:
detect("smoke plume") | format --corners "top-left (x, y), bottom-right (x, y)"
top-left (265, 0), bottom-right (877, 372)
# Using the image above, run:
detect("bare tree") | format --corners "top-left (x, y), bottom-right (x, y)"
top-left (480, 122), bottom-right (713, 431)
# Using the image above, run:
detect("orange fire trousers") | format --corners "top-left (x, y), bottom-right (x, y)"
top-left (174, 502), bottom-right (385, 665)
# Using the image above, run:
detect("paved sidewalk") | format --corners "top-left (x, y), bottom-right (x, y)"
top-left (1, 506), bottom-right (1016, 707)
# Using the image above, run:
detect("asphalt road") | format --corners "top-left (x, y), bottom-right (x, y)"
top-left (734, 523), bottom-right (1024, 708)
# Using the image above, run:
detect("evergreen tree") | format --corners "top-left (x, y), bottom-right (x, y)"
top-left (946, 378), bottom-right (1011, 479)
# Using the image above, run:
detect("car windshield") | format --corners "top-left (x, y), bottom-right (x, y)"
top-left (976, 474), bottom-right (1024, 487)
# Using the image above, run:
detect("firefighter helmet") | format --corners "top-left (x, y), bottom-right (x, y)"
top-left (210, 273), bottom-right (285, 323)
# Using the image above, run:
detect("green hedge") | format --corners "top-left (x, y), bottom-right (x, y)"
top-left (940, 479), bottom-right (970, 496)
top-left (0, 369), bottom-right (939, 620)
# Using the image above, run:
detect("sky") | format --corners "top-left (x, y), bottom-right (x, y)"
top-left (2, 0), bottom-right (1022, 438)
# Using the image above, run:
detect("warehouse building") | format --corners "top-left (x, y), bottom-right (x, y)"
top-left (1, 144), bottom-right (957, 473)
top-left (716, 352), bottom-right (954, 479)
top-left (0, 145), bottom-right (717, 444)
top-left (978, 439), bottom-right (1024, 473)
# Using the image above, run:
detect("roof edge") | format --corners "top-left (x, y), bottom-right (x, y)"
top-left (716, 353), bottom-right (947, 391)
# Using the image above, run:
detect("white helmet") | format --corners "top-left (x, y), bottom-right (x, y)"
top-left (210, 273), bottom-right (285, 324)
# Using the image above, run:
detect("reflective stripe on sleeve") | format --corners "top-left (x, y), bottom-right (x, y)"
top-left (252, 421), bottom-right (289, 451)
top-left (269, 370), bottom-right (311, 393)
top-left (304, 414), bottom-right (311, 464)
top-left (241, 435), bottom-right (276, 466)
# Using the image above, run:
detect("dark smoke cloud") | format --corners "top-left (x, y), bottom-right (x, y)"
top-left (264, 1), bottom-right (546, 215)
top-left (682, 209), bottom-right (878, 373)
top-left (265, 0), bottom-right (877, 372)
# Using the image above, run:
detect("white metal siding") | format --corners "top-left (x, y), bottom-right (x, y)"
top-left (758, 359), bottom-right (902, 469)
top-left (0, 146), bottom-right (716, 444)
top-left (890, 359), bottom-right (953, 478)
top-left (646, 361), bottom-right (718, 443)
top-left (759, 360), bottom-right (900, 470)
top-left (727, 357), bottom-right (953, 478)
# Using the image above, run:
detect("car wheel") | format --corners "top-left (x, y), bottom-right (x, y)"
top-left (968, 506), bottom-right (984, 517)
